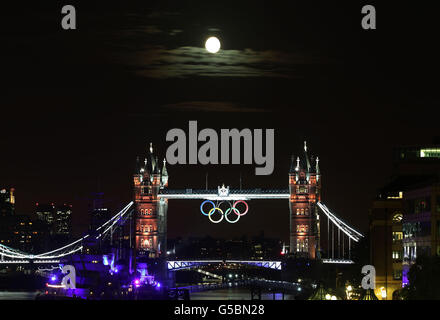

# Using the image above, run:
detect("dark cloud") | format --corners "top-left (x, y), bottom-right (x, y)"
top-left (116, 45), bottom-right (326, 79)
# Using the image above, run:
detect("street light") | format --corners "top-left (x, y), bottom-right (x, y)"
top-left (346, 285), bottom-right (353, 300)
top-left (380, 287), bottom-right (387, 300)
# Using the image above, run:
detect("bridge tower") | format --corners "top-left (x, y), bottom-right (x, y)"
top-left (133, 143), bottom-right (168, 259)
top-left (288, 141), bottom-right (321, 259)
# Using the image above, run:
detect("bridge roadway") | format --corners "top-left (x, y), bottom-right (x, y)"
top-left (167, 260), bottom-right (283, 271)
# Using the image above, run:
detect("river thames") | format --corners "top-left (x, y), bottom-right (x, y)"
top-left (0, 288), bottom-right (294, 300)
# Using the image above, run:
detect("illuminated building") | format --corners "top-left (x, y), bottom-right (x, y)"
top-left (369, 193), bottom-right (403, 300)
top-left (36, 203), bottom-right (72, 237)
top-left (402, 179), bottom-right (440, 287)
top-left (0, 188), bottom-right (15, 216)
top-left (392, 144), bottom-right (440, 175)
top-left (288, 142), bottom-right (321, 259)
top-left (370, 141), bottom-right (440, 299)
top-left (0, 188), bottom-right (16, 246)
top-left (133, 143), bottom-right (168, 259)
top-left (12, 215), bottom-right (48, 253)
top-left (54, 204), bottom-right (72, 236)
top-left (36, 203), bottom-right (56, 226)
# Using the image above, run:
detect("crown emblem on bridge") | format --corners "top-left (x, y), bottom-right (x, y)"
top-left (218, 184), bottom-right (230, 197)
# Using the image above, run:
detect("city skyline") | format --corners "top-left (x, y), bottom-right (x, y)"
top-left (2, 0), bottom-right (440, 303)
top-left (2, 2), bottom-right (440, 240)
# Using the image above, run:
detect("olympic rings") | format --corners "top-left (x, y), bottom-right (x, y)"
top-left (232, 200), bottom-right (248, 216)
top-left (200, 200), bottom-right (215, 216)
top-left (208, 207), bottom-right (224, 223)
top-left (200, 200), bottom-right (249, 224)
top-left (225, 207), bottom-right (240, 223)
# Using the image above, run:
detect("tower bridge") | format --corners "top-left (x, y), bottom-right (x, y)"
top-left (134, 141), bottom-right (363, 266)
top-left (0, 142), bottom-right (363, 278)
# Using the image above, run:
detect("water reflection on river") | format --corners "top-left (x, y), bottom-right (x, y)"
top-left (191, 288), bottom-right (295, 300)
top-left (0, 288), bottom-right (295, 300)
top-left (0, 291), bottom-right (39, 300)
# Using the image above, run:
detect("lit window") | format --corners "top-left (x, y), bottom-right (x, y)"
top-left (392, 232), bottom-right (403, 242)
top-left (296, 238), bottom-right (308, 252)
top-left (392, 213), bottom-right (403, 223)
top-left (420, 148), bottom-right (440, 158)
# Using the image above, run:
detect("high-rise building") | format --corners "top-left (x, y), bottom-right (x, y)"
top-left (35, 203), bottom-right (56, 226)
top-left (0, 188), bottom-right (15, 216)
top-left (133, 143), bottom-right (168, 259)
top-left (288, 142), bottom-right (321, 259)
top-left (89, 192), bottom-right (110, 231)
top-left (369, 192), bottom-right (404, 300)
top-left (370, 141), bottom-right (440, 299)
top-left (12, 215), bottom-right (49, 253)
top-left (35, 202), bottom-right (72, 237)
top-left (392, 144), bottom-right (440, 176)
top-left (402, 179), bottom-right (440, 286)
top-left (54, 204), bottom-right (72, 236)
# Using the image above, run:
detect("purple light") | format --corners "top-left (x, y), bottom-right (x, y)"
top-left (114, 268), bottom-right (119, 273)
top-left (51, 275), bottom-right (57, 281)
top-left (156, 282), bottom-right (161, 288)
top-left (134, 279), bottom-right (140, 285)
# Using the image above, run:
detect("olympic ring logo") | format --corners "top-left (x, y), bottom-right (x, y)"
top-left (200, 200), bottom-right (249, 224)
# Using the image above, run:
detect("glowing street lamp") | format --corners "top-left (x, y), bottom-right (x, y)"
top-left (380, 287), bottom-right (387, 300)
top-left (346, 285), bottom-right (353, 300)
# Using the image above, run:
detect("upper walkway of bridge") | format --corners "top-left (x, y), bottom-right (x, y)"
top-left (158, 186), bottom-right (290, 200)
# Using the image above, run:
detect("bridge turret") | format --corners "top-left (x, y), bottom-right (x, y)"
top-left (288, 142), bottom-right (321, 260)
top-left (134, 143), bottom-right (169, 260)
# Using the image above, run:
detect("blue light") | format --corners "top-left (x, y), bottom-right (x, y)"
top-left (114, 268), bottom-right (119, 273)
top-left (51, 275), bottom-right (57, 282)
top-left (156, 282), bottom-right (161, 288)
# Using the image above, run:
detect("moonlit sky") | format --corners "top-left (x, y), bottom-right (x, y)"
top-left (2, 1), bottom-right (440, 243)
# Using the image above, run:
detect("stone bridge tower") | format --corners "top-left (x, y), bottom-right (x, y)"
top-left (133, 143), bottom-right (168, 259)
top-left (288, 142), bottom-right (321, 259)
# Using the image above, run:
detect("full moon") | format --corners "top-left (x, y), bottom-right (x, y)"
top-left (205, 37), bottom-right (221, 53)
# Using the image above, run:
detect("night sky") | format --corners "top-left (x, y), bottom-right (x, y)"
top-left (2, 1), bottom-right (439, 242)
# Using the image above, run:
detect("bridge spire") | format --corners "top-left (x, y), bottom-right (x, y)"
top-left (161, 158), bottom-right (168, 187)
top-left (153, 156), bottom-right (159, 174)
top-left (316, 156), bottom-right (320, 175)
top-left (304, 140), bottom-right (311, 172)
